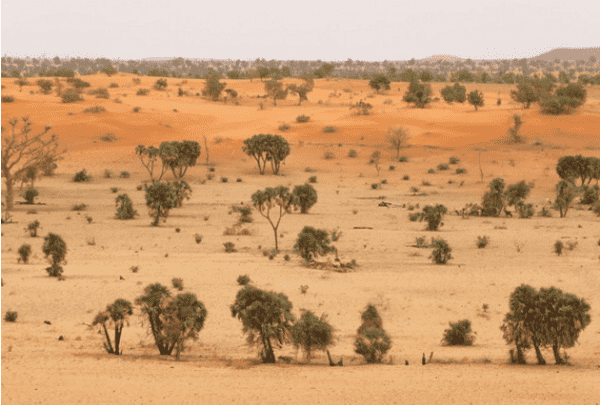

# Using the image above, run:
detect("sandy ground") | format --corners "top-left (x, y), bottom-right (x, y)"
top-left (2, 74), bottom-right (600, 404)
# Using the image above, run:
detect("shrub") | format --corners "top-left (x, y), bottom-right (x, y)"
top-left (593, 202), bottom-right (600, 217)
top-left (115, 194), bottom-right (138, 220)
top-left (204, 74), bottom-right (226, 100)
top-left (144, 182), bottom-right (178, 226)
top-left (194, 234), bottom-right (202, 244)
top-left (350, 100), bottom-right (373, 115)
top-left (73, 169), bottom-right (91, 182)
top-left (554, 180), bottom-right (578, 218)
top-left (237, 275), bottom-right (250, 286)
top-left (456, 168), bottom-right (467, 174)
top-left (481, 178), bottom-right (506, 216)
top-left (477, 236), bottom-right (489, 248)
top-left (418, 204), bottom-right (447, 231)
top-left (117, 171), bottom-right (130, 179)
top-left (441, 83), bottom-right (466, 103)
top-left (22, 188), bottom-right (39, 204)
top-left (72, 203), bottom-right (87, 211)
top-left (398, 156), bottom-right (409, 162)
top-left (296, 114), bottom-right (310, 123)
top-left (541, 207), bottom-right (552, 217)
top-left (442, 320), bottom-right (476, 346)
top-left (1, 96), bottom-right (15, 103)
top-left (292, 184), bottom-right (318, 214)
top-left (389, 165), bottom-right (395, 171)
top-left (421, 180), bottom-right (431, 186)
top-left (403, 175), bottom-right (410, 180)
top-left (224, 242), bottom-right (237, 253)
top-left (354, 305), bottom-right (391, 363)
top-left (291, 311), bottom-right (334, 362)
top-left (18, 244), bottom-right (32, 263)
top-left (132, 106), bottom-right (141, 113)
top-left (348, 149), bottom-right (358, 158)
top-left (580, 185), bottom-right (599, 205)
top-left (430, 238), bottom-right (452, 264)
top-left (108, 82), bottom-right (119, 88)
top-left (403, 82), bottom-right (432, 108)
top-left (278, 123), bottom-right (291, 132)
top-left (230, 286), bottom-right (294, 363)
top-left (83, 106), bottom-right (106, 114)
top-left (61, 89), bottom-right (83, 103)
top-left (467, 90), bottom-right (485, 111)
top-left (4, 311), bottom-right (18, 322)
top-left (43, 233), bottom-right (67, 277)
top-left (409, 213), bottom-right (420, 222)
top-left (554, 240), bottom-right (564, 256)
top-left (540, 83), bottom-right (586, 115)
top-left (154, 79), bottom-right (168, 90)
top-left (369, 73), bottom-right (391, 92)
top-left (36, 79), bottom-right (53, 94)
top-left (172, 278), bottom-right (184, 291)
top-left (517, 202), bottom-right (534, 218)
top-left (136, 88), bottom-right (149, 96)
top-left (427, 168), bottom-right (435, 174)
top-left (322, 126), bottom-right (338, 133)
top-left (110, 187), bottom-right (118, 193)
top-left (308, 176), bottom-right (317, 183)
top-left (371, 183), bottom-right (379, 189)
top-left (437, 164), bottom-right (449, 171)
top-left (26, 220), bottom-right (40, 237)
top-left (449, 157), bottom-right (460, 164)
top-left (294, 226), bottom-right (335, 264)
top-left (323, 151), bottom-right (335, 160)
top-left (136, 284), bottom-right (207, 357)
top-left (92, 298), bottom-right (133, 355)
top-left (90, 88), bottom-right (110, 99)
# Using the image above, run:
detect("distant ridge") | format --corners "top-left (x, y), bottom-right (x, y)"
top-left (529, 47), bottom-right (600, 62)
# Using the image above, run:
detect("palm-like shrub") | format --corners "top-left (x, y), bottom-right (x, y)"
top-left (230, 286), bottom-right (294, 363)
top-left (92, 299), bottom-right (134, 355)
top-left (291, 311), bottom-right (334, 362)
top-left (417, 204), bottom-right (447, 230)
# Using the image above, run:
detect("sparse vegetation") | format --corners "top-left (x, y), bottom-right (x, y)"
top-left (442, 320), bottom-right (476, 346)
top-left (73, 169), bottom-right (91, 182)
top-left (477, 236), bottom-right (489, 248)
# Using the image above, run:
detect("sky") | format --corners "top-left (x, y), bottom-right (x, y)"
top-left (1, 0), bottom-right (598, 61)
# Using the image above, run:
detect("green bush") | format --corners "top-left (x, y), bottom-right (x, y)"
top-left (278, 123), bottom-right (291, 132)
top-left (237, 275), bottom-right (250, 286)
top-left (354, 305), bottom-right (391, 363)
top-left (449, 157), bottom-right (460, 164)
top-left (73, 169), bottom-right (92, 182)
top-left (172, 277), bottom-right (184, 291)
top-left (296, 114), bottom-right (310, 123)
top-left (580, 185), bottom-right (599, 205)
top-left (1, 96), bottom-right (15, 103)
top-left (308, 176), bottom-right (317, 183)
top-left (554, 240), bottom-right (564, 256)
top-left (230, 286), bottom-right (294, 363)
top-left (427, 168), bottom-right (435, 174)
top-left (371, 183), bottom-right (379, 189)
top-left (43, 233), bottom-right (67, 277)
top-left (292, 184), bottom-right (318, 214)
top-left (224, 242), bottom-right (236, 253)
top-left (593, 202), bottom-right (600, 217)
top-left (442, 320), bottom-right (476, 346)
top-left (430, 238), bottom-right (452, 264)
top-left (154, 79), bottom-right (168, 90)
top-left (456, 168), bottom-right (467, 174)
top-left (36, 79), bottom-right (53, 94)
top-left (348, 149), bottom-right (358, 158)
top-left (72, 203), bottom-right (87, 211)
top-left (398, 156), bottom-right (409, 162)
top-left (27, 220), bottom-right (40, 237)
top-left (437, 164), bottom-right (449, 171)
top-left (403, 175), bottom-right (410, 180)
top-left (4, 311), bottom-right (18, 322)
top-left (418, 204), bottom-right (447, 231)
top-left (136, 284), bottom-right (207, 357)
top-left (89, 88), bottom-right (110, 99)
top-left (388, 165), bottom-right (395, 171)
top-left (477, 236), bottom-right (489, 249)
top-left (22, 188), bottom-right (39, 204)
top-left (18, 244), bottom-right (32, 263)
top-left (136, 88), bottom-right (149, 96)
top-left (322, 126), bottom-right (338, 133)
top-left (144, 182), bottom-right (178, 226)
top-left (83, 106), bottom-right (106, 113)
top-left (61, 89), bottom-right (83, 103)
top-left (323, 151), bottom-right (335, 159)
top-left (115, 194), bottom-right (138, 220)
top-left (119, 171), bottom-right (130, 178)
top-left (291, 311), bottom-right (334, 362)
top-left (294, 226), bottom-right (334, 264)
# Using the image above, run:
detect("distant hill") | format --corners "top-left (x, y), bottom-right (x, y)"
top-left (529, 47), bottom-right (600, 62)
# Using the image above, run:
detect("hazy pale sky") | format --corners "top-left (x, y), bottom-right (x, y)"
top-left (1, 0), bottom-right (598, 61)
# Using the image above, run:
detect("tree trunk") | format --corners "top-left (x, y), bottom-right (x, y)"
top-left (4, 176), bottom-right (14, 211)
top-left (114, 326), bottom-right (122, 355)
top-left (263, 336), bottom-right (276, 363)
top-left (102, 324), bottom-right (115, 354)
top-left (273, 228), bottom-right (279, 251)
top-left (552, 344), bottom-right (564, 365)
top-left (533, 342), bottom-right (546, 365)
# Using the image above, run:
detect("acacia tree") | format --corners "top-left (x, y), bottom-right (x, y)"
top-left (242, 134), bottom-right (290, 175)
top-left (264, 79), bottom-right (288, 106)
top-left (287, 77), bottom-right (314, 105)
top-left (467, 90), bottom-right (485, 111)
top-left (440, 83), bottom-right (466, 103)
top-left (2, 117), bottom-right (64, 210)
top-left (92, 299), bottom-right (134, 355)
top-left (385, 126), bottom-right (409, 159)
top-left (251, 186), bottom-right (298, 251)
top-left (403, 82), bottom-right (432, 108)
top-left (231, 286), bottom-right (294, 363)
top-left (556, 155), bottom-right (595, 186)
top-left (204, 73), bottom-right (226, 101)
top-left (369, 74), bottom-right (391, 93)
top-left (158, 140), bottom-right (201, 181)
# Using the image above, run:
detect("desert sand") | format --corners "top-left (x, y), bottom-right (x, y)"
top-left (2, 74), bottom-right (600, 404)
